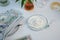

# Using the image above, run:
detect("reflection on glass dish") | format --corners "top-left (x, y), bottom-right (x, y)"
top-left (50, 2), bottom-right (60, 11)
top-left (27, 15), bottom-right (49, 31)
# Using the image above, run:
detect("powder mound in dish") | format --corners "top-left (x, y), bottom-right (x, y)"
top-left (28, 15), bottom-right (48, 30)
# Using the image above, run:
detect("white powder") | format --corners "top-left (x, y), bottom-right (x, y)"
top-left (28, 15), bottom-right (48, 29)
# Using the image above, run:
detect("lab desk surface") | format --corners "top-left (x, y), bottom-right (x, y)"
top-left (0, 0), bottom-right (60, 40)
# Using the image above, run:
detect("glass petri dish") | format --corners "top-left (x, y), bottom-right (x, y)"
top-left (34, 0), bottom-right (48, 8)
top-left (50, 2), bottom-right (60, 11)
top-left (0, 10), bottom-right (18, 25)
top-left (0, 0), bottom-right (10, 6)
top-left (27, 15), bottom-right (49, 31)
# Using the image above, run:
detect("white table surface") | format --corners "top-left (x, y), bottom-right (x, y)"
top-left (0, 0), bottom-right (60, 40)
